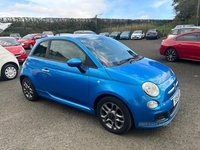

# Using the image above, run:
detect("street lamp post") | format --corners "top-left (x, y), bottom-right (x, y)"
top-left (94, 13), bottom-right (102, 33)
top-left (197, 0), bottom-right (200, 26)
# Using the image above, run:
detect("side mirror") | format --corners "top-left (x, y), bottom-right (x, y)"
top-left (67, 58), bottom-right (86, 73)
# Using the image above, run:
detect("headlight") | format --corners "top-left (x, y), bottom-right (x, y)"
top-left (142, 82), bottom-right (159, 97)
top-left (20, 48), bottom-right (26, 53)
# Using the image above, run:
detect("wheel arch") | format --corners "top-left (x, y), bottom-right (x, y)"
top-left (165, 47), bottom-right (177, 54)
top-left (1, 62), bottom-right (19, 77)
top-left (165, 47), bottom-right (179, 59)
top-left (93, 94), bottom-right (135, 124)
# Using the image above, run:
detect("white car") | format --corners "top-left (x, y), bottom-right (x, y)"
top-left (0, 45), bottom-right (20, 80)
top-left (42, 31), bottom-right (54, 37)
top-left (131, 30), bottom-right (145, 40)
top-left (167, 26), bottom-right (200, 39)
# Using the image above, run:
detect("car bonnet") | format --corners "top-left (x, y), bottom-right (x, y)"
top-left (105, 57), bottom-right (173, 85)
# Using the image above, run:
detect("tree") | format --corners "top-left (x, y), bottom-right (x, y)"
top-left (172, 0), bottom-right (199, 24)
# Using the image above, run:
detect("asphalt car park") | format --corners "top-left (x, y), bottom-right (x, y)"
top-left (0, 38), bottom-right (200, 150)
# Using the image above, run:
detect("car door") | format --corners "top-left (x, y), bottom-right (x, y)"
top-left (175, 33), bottom-right (199, 59)
top-left (40, 40), bottom-right (90, 107)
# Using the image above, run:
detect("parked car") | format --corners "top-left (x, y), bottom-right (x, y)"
top-left (160, 30), bottom-right (200, 62)
top-left (55, 33), bottom-right (72, 36)
top-left (146, 29), bottom-right (161, 40)
top-left (0, 37), bottom-right (27, 63)
top-left (167, 26), bottom-right (200, 39)
top-left (0, 45), bottom-right (20, 80)
top-left (99, 32), bottom-right (109, 37)
top-left (131, 30), bottom-right (145, 40)
top-left (19, 34), bottom-right (180, 134)
top-left (42, 31), bottom-right (54, 37)
top-left (109, 31), bottom-right (121, 40)
top-left (120, 31), bottom-right (131, 40)
top-left (73, 30), bottom-right (96, 34)
top-left (18, 33), bottom-right (45, 49)
top-left (174, 24), bottom-right (195, 29)
top-left (10, 33), bottom-right (21, 40)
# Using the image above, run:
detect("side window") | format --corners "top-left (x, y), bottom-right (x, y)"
top-left (176, 33), bottom-right (199, 41)
top-left (180, 28), bottom-right (192, 34)
top-left (32, 41), bottom-right (48, 58)
top-left (48, 40), bottom-right (86, 63)
top-left (170, 29), bottom-right (178, 35)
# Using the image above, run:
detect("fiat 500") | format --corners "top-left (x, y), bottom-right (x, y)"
top-left (19, 34), bottom-right (180, 134)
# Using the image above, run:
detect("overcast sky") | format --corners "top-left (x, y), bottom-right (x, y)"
top-left (0, 0), bottom-right (175, 19)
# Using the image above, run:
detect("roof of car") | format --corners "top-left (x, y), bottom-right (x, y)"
top-left (171, 29), bottom-right (200, 38)
top-left (171, 26), bottom-right (200, 31)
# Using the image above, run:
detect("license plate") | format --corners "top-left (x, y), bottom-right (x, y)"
top-left (172, 89), bottom-right (180, 106)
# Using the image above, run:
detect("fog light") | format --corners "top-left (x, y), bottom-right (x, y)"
top-left (147, 100), bottom-right (158, 109)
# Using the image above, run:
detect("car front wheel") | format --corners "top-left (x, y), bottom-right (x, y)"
top-left (1, 64), bottom-right (18, 80)
top-left (165, 48), bottom-right (178, 62)
top-left (97, 96), bottom-right (133, 134)
top-left (21, 78), bottom-right (39, 101)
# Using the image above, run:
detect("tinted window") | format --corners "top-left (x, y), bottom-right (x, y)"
top-left (48, 40), bottom-right (86, 63)
top-left (180, 28), bottom-right (194, 34)
top-left (0, 37), bottom-right (19, 46)
top-left (32, 41), bottom-right (48, 58)
top-left (176, 33), bottom-right (199, 41)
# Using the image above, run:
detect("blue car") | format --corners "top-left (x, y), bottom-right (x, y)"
top-left (19, 34), bottom-right (180, 134)
top-left (146, 29), bottom-right (161, 40)
top-left (120, 31), bottom-right (131, 40)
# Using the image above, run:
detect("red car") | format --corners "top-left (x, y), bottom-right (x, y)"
top-left (160, 30), bottom-right (200, 62)
top-left (18, 33), bottom-right (45, 49)
top-left (0, 37), bottom-right (27, 63)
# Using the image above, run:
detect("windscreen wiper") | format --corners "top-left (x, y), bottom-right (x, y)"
top-left (117, 57), bottom-right (135, 65)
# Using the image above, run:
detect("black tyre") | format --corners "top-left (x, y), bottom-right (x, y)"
top-left (165, 48), bottom-right (178, 62)
top-left (21, 78), bottom-right (39, 101)
top-left (1, 64), bottom-right (18, 80)
top-left (97, 96), bottom-right (133, 134)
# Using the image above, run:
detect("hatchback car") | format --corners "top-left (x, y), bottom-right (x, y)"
top-left (10, 33), bottom-right (21, 40)
top-left (0, 45), bottom-right (20, 80)
top-left (167, 26), bottom-right (200, 39)
top-left (109, 31), bottom-right (121, 40)
top-left (0, 37), bottom-right (27, 63)
top-left (131, 30), bottom-right (145, 40)
top-left (146, 29), bottom-right (161, 40)
top-left (73, 30), bottom-right (96, 34)
top-left (160, 30), bottom-right (200, 62)
top-left (120, 31), bottom-right (131, 40)
top-left (42, 31), bottom-right (54, 37)
top-left (99, 32), bottom-right (109, 37)
top-left (20, 34), bottom-right (180, 134)
top-left (18, 33), bottom-right (45, 49)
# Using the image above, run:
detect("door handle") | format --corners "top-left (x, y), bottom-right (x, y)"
top-left (42, 69), bottom-right (49, 73)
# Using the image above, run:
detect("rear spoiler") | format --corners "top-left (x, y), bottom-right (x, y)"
top-left (0, 23), bottom-right (12, 34)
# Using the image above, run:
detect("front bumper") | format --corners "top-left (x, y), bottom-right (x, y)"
top-left (135, 87), bottom-right (181, 129)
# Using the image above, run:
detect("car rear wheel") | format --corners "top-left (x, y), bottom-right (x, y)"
top-left (21, 78), bottom-right (39, 101)
top-left (165, 48), bottom-right (178, 62)
top-left (97, 96), bottom-right (133, 134)
top-left (1, 64), bottom-right (18, 80)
